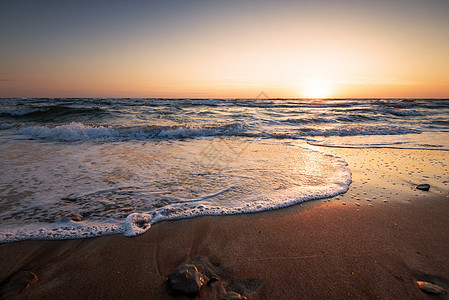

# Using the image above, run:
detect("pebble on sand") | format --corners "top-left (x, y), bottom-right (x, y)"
top-left (416, 184), bottom-right (430, 191)
top-left (168, 265), bottom-right (206, 296)
top-left (417, 281), bottom-right (446, 295)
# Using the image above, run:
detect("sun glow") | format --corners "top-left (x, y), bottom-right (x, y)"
top-left (302, 79), bottom-right (334, 99)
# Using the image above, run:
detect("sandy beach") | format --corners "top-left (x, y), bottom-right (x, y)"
top-left (1, 147), bottom-right (448, 299)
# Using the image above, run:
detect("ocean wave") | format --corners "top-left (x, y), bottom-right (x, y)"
top-left (300, 126), bottom-right (419, 136)
top-left (427, 120), bottom-right (449, 126)
top-left (281, 117), bottom-right (336, 124)
top-left (384, 109), bottom-right (423, 117)
top-left (261, 125), bottom-right (420, 139)
top-left (16, 122), bottom-right (420, 142)
top-left (17, 122), bottom-right (247, 141)
top-left (335, 115), bottom-right (378, 122)
top-left (0, 123), bottom-right (15, 130)
top-left (0, 105), bottom-right (108, 122)
top-left (0, 108), bottom-right (38, 117)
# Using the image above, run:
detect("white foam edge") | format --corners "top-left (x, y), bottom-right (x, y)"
top-left (16, 122), bottom-right (246, 141)
top-left (0, 149), bottom-right (351, 243)
top-left (123, 213), bottom-right (152, 236)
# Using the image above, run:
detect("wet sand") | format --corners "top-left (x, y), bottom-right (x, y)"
top-left (1, 147), bottom-right (448, 299)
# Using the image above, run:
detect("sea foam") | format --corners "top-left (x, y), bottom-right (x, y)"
top-left (0, 137), bottom-right (351, 243)
top-left (16, 122), bottom-right (419, 142)
top-left (17, 122), bottom-right (246, 141)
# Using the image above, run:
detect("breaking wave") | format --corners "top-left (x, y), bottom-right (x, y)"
top-left (17, 122), bottom-right (247, 141)
top-left (15, 122), bottom-right (421, 142)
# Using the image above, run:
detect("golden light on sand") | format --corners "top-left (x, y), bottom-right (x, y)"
top-left (302, 79), bottom-right (334, 99)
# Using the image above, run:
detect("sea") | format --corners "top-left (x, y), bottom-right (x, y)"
top-left (1, 98), bottom-right (448, 243)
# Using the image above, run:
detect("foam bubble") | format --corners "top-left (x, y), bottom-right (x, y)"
top-left (124, 213), bottom-right (152, 236)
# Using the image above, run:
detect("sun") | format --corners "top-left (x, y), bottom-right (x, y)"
top-left (302, 78), bottom-right (333, 99)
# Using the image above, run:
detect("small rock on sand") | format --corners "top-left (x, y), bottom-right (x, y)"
top-left (168, 265), bottom-right (206, 296)
top-left (417, 281), bottom-right (446, 295)
top-left (222, 291), bottom-right (247, 300)
top-left (416, 184), bottom-right (430, 191)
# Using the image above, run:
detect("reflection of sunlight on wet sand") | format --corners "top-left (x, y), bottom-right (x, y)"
top-left (307, 132), bottom-right (449, 151)
top-left (307, 146), bottom-right (449, 207)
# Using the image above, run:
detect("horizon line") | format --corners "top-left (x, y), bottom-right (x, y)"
top-left (1, 97), bottom-right (449, 100)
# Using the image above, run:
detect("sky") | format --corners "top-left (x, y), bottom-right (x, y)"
top-left (1, 0), bottom-right (449, 98)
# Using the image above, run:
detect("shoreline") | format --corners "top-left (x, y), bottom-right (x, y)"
top-left (1, 147), bottom-right (449, 299)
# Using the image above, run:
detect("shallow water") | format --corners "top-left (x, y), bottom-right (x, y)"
top-left (1, 98), bottom-right (448, 242)
top-left (0, 136), bottom-right (350, 241)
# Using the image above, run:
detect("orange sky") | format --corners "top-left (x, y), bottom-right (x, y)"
top-left (1, 0), bottom-right (448, 98)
